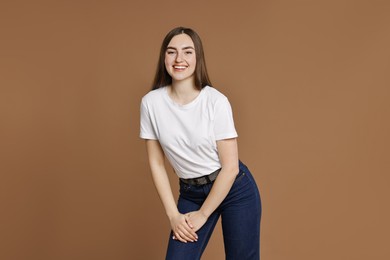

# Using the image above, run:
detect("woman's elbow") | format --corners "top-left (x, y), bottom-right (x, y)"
top-left (221, 165), bottom-right (239, 181)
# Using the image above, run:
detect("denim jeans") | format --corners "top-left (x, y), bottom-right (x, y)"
top-left (166, 161), bottom-right (262, 260)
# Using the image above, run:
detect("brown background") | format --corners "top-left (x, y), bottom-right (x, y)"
top-left (1, 0), bottom-right (389, 259)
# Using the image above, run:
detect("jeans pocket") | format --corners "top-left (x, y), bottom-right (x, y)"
top-left (179, 182), bottom-right (191, 192)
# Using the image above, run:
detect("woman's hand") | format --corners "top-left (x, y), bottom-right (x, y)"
top-left (169, 212), bottom-right (198, 243)
top-left (185, 210), bottom-right (208, 232)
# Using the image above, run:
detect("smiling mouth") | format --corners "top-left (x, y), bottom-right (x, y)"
top-left (173, 65), bottom-right (187, 70)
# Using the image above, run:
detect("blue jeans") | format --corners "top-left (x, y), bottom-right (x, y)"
top-left (166, 161), bottom-right (262, 260)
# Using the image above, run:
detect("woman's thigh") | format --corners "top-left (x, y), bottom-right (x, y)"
top-left (220, 167), bottom-right (262, 260)
top-left (165, 184), bottom-right (220, 260)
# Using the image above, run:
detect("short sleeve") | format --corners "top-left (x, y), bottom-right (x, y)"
top-left (140, 98), bottom-right (158, 140)
top-left (213, 97), bottom-right (238, 140)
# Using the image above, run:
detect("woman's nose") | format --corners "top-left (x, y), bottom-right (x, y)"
top-left (175, 52), bottom-right (183, 62)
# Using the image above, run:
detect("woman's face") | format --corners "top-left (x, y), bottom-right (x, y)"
top-left (164, 33), bottom-right (196, 84)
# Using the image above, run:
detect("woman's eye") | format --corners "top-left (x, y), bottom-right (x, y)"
top-left (167, 51), bottom-right (176, 55)
top-left (185, 51), bottom-right (193, 55)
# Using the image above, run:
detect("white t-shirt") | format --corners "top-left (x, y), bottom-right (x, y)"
top-left (140, 85), bottom-right (238, 179)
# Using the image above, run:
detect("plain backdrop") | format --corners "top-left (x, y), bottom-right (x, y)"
top-left (1, 0), bottom-right (389, 259)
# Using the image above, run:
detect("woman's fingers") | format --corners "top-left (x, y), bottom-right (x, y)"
top-left (185, 214), bottom-right (194, 228)
top-left (175, 229), bottom-right (191, 243)
top-left (175, 225), bottom-right (197, 242)
top-left (184, 225), bottom-right (198, 241)
top-left (174, 230), bottom-right (187, 243)
top-left (185, 225), bottom-right (198, 241)
top-left (170, 213), bottom-right (198, 243)
top-left (174, 229), bottom-right (192, 243)
top-left (184, 214), bottom-right (197, 239)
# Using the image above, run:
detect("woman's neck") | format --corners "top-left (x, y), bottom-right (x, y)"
top-left (169, 80), bottom-right (200, 105)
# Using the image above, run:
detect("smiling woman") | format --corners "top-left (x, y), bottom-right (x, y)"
top-left (164, 34), bottom-right (197, 91)
top-left (140, 27), bottom-right (262, 260)
top-left (152, 27), bottom-right (211, 91)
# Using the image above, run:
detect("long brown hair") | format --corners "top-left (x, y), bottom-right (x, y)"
top-left (151, 27), bottom-right (212, 90)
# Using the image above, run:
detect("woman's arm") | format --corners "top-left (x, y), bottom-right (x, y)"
top-left (186, 138), bottom-right (239, 231)
top-left (145, 139), bottom-right (198, 243)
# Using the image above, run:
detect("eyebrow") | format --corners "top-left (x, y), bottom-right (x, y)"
top-left (166, 46), bottom-right (195, 50)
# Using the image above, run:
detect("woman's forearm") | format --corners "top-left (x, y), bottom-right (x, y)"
top-left (145, 140), bottom-right (178, 218)
top-left (150, 165), bottom-right (179, 218)
top-left (199, 138), bottom-right (239, 218)
top-left (199, 166), bottom-right (238, 217)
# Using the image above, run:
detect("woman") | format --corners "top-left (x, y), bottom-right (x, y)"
top-left (140, 27), bottom-right (261, 260)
